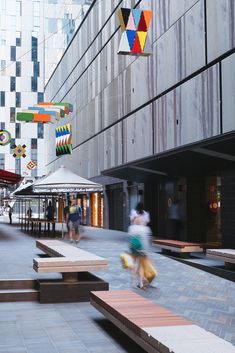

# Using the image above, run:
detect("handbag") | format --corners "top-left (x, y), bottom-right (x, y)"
top-left (120, 252), bottom-right (134, 269)
top-left (129, 234), bottom-right (143, 250)
top-left (143, 258), bottom-right (157, 283)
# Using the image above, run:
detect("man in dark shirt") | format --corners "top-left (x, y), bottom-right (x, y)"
top-left (46, 201), bottom-right (55, 231)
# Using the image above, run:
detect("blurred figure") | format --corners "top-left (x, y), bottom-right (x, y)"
top-left (128, 230), bottom-right (148, 289)
top-left (63, 201), bottom-right (71, 237)
top-left (8, 205), bottom-right (13, 224)
top-left (168, 198), bottom-right (181, 239)
top-left (129, 202), bottom-right (152, 250)
top-left (68, 199), bottom-right (82, 243)
top-left (46, 201), bottom-right (55, 231)
top-left (128, 202), bottom-right (153, 289)
top-left (27, 207), bottom-right (32, 218)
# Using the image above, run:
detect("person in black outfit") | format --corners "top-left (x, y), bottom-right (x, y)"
top-left (8, 205), bottom-right (13, 224)
top-left (46, 201), bottom-right (55, 231)
top-left (63, 201), bottom-right (71, 235)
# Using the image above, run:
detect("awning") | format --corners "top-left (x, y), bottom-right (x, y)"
top-left (102, 132), bottom-right (235, 182)
top-left (0, 169), bottom-right (22, 187)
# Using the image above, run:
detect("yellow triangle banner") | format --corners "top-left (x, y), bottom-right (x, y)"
top-left (137, 31), bottom-right (147, 51)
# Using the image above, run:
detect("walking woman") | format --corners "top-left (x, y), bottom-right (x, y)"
top-left (128, 202), bottom-right (152, 289)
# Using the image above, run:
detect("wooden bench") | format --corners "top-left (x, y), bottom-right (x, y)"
top-left (207, 249), bottom-right (235, 269)
top-left (34, 239), bottom-right (109, 303)
top-left (90, 290), bottom-right (235, 353)
top-left (153, 239), bottom-right (204, 256)
top-left (19, 217), bottom-right (56, 235)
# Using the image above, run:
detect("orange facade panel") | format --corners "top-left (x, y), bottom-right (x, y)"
top-left (33, 114), bottom-right (51, 122)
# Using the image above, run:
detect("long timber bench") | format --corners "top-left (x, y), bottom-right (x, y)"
top-left (33, 239), bottom-right (109, 303)
top-left (153, 239), bottom-right (204, 256)
top-left (90, 290), bottom-right (235, 353)
top-left (207, 249), bottom-right (235, 269)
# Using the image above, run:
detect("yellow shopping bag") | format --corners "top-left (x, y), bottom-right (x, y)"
top-left (143, 258), bottom-right (157, 283)
top-left (120, 252), bottom-right (134, 269)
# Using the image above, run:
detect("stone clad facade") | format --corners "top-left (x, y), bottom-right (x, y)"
top-left (45, 0), bottom-right (235, 246)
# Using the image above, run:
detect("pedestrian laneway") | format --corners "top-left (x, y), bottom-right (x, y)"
top-left (0, 222), bottom-right (234, 353)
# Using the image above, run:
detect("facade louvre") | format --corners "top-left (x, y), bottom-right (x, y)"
top-left (45, 0), bottom-right (235, 246)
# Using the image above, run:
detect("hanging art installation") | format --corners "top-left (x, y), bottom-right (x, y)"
top-left (16, 102), bottom-right (73, 123)
top-left (0, 129), bottom-right (12, 146)
top-left (26, 160), bottom-right (37, 170)
top-left (11, 144), bottom-right (26, 158)
top-left (55, 123), bottom-right (72, 156)
top-left (118, 8), bottom-right (152, 56)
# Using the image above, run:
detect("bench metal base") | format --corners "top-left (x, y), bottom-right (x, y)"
top-left (38, 272), bottom-right (109, 303)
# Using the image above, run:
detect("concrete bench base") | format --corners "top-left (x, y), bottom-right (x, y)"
top-left (90, 290), bottom-right (235, 353)
top-left (38, 272), bottom-right (108, 304)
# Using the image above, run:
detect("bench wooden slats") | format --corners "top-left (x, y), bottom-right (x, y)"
top-left (153, 239), bottom-right (204, 253)
top-left (91, 290), bottom-right (191, 337)
top-left (154, 240), bottom-right (203, 248)
top-left (91, 290), bottom-right (235, 353)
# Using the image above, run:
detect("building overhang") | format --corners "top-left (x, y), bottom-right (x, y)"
top-left (0, 169), bottom-right (22, 187)
top-left (102, 132), bottom-right (235, 182)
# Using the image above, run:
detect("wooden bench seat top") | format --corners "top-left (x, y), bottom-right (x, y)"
top-left (153, 239), bottom-right (203, 249)
top-left (34, 239), bottom-right (108, 273)
top-left (207, 249), bottom-right (235, 264)
top-left (91, 290), bottom-right (235, 353)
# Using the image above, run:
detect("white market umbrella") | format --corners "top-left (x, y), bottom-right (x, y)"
top-left (33, 165), bottom-right (102, 193)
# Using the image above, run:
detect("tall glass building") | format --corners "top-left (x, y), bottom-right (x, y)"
top-left (0, 0), bottom-right (91, 177)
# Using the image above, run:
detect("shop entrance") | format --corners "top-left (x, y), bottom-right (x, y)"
top-left (151, 176), bottom-right (221, 245)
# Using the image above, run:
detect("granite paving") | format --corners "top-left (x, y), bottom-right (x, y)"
top-left (0, 221), bottom-right (235, 353)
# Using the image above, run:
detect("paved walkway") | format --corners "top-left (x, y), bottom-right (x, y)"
top-left (0, 222), bottom-right (235, 353)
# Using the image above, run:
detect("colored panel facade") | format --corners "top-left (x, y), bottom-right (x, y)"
top-left (118, 8), bottom-right (152, 56)
top-left (55, 123), bottom-right (72, 156)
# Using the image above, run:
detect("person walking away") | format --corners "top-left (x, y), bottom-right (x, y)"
top-left (128, 202), bottom-right (155, 289)
top-left (27, 207), bottom-right (32, 218)
top-left (8, 205), bottom-right (13, 224)
top-left (63, 201), bottom-right (70, 238)
top-left (46, 201), bottom-right (55, 231)
top-left (68, 199), bottom-right (82, 244)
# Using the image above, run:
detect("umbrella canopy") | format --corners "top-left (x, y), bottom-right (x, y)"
top-left (33, 165), bottom-right (103, 193)
top-left (11, 180), bottom-right (34, 197)
top-left (0, 169), bottom-right (22, 187)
